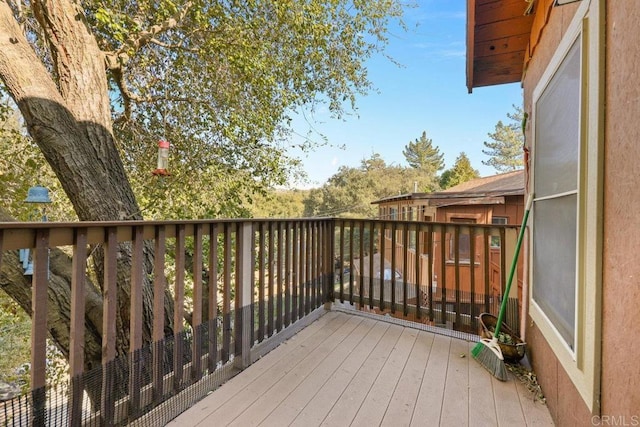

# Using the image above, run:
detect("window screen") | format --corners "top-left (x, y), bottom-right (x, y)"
top-left (532, 36), bottom-right (581, 348)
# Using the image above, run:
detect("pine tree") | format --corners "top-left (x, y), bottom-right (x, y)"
top-left (440, 152), bottom-right (480, 189)
top-left (403, 131), bottom-right (445, 179)
top-left (482, 106), bottom-right (525, 172)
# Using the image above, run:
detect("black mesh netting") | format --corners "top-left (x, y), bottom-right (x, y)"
top-left (0, 307), bottom-right (253, 427)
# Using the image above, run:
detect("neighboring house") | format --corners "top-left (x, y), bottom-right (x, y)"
top-left (371, 170), bottom-right (525, 312)
top-left (467, 0), bottom-right (639, 424)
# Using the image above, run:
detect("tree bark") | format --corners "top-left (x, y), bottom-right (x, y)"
top-left (0, 0), bottom-right (174, 373)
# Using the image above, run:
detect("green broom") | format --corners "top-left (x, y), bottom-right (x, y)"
top-left (472, 193), bottom-right (533, 381)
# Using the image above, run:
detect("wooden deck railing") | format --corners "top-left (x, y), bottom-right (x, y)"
top-left (333, 219), bottom-right (521, 334)
top-left (0, 217), bottom-right (519, 425)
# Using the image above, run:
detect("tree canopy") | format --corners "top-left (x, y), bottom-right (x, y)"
top-left (482, 105), bottom-right (525, 173)
top-left (402, 131), bottom-right (444, 189)
top-left (0, 0), bottom-right (406, 383)
top-left (304, 153), bottom-right (434, 218)
top-left (439, 152), bottom-right (480, 189)
top-left (0, 0), bottom-right (406, 220)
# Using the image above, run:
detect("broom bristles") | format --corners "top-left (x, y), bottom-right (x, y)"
top-left (472, 338), bottom-right (508, 381)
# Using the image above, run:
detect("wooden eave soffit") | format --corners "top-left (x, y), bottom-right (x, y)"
top-left (466, 0), bottom-right (537, 93)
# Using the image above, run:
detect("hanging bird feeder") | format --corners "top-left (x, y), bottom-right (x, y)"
top-left (22, 185), bottom-right (52, 276)
top-left (152, 139), bottom-right (171, 176)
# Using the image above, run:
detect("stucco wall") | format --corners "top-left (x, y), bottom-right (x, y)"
top-left (602, 0), bottom-right (640, 418)
top-left (521, 2), bottom-right (593, 425)
top-left (523, 0), bottom-right (640, 422)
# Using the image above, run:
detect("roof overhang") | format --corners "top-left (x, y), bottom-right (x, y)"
top-left (466, 0), bottom-right (535, 93)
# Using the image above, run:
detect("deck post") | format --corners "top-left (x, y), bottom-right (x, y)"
top-left (235, 222), bottom-right (254, 370)
top-left (324, 219), bottom-right (335, 311)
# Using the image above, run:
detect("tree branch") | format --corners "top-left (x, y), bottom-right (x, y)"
top-left (106, 2), bottom-right (193, 70)
top-left (104, 3), bottom-right (194, 122)
top-left (148, 37), bottom-right (198, 51)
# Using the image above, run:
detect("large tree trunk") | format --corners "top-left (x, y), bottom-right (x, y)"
top-left (0, 0), bottom-right (174, 372)
top-left (1, 0), bottom-right (136, 222)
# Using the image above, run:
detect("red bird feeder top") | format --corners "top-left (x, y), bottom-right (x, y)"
top-left (152, 139), bottom-right (170, 176)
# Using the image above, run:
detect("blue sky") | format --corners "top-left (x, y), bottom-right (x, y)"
top-left (288, 1), bottom-right (523, 189)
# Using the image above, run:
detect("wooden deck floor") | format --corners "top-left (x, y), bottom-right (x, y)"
top-left (170, 310), bottom-right (553, 426)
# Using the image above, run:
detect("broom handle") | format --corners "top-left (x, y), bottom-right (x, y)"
top-left (494, 194), bottom-right (533, 337)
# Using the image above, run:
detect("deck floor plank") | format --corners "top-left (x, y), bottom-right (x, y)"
top-left (410, 333), bottom-right (452, 426)
top-left (289, 320), bottom-right (390, 427)
top-left (350, 327), bottom-right (419, 425)
top-left (380, 330), bottom-right (434, 427)
top-left (467, 341), bottom-right (500, 426)
top-left (320, 323), bottom-right (405, 427)
top-left (225, 315), bottom-right (364, 426)
top-left (171, 310), bottom-right (554, 427)
top-left (170, 311), bottom-right (344, 426)
top-left (515, 376), bottom-right (554, 426)
top-left (493, 373), bottom-right (528, 426)
top-left (249, 317), bottom-right (377, 426)
top-left (440, 336), bottom-right (472, 426)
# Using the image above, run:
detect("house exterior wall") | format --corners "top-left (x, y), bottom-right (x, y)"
top-left (523, 0), bottom-right (640, 422)
top-left (601, 0), bottom-right (640, 418)
top-left (521, 2), bottom-right (590, 424)
top-left (436, 196), bottom-right (525, 299)
top-left (376, 195), bottom-right (524, 315)
top-left (434, 196), bottom-right (524, 226)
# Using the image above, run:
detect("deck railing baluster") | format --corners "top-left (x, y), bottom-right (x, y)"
top-left (69, 228), bottom-right (87, 423)
top-left (285, 222), bottom-right (291, 327)
top-left (173, 224), bottom-right (186, 393)
top-left (222, 223), bottom-right (232, 363)
top-left (391, 222), bottom-right (397, 314)
top-left (439, 225), bottom-right (447, 325)
top-left (208, 224), bottom-right (219, 374)
top-left (369, 222), bottom-right (375, 310)
top-left (277, 221), bottom-right (284, 332)
top-left (415, 223), bottom-right (421, 320)
top-left (379, 221), bottom-right (386, 311)
top-left (338, 220), bottom-right (344, 302)
top-left (305, 222), bottom-right (312, 315)
top-left (469, 226), bottom-right (476, 332)
top-left (427, 223), bottom-right (434, 322)
top-left (454, 225), bottom-right (461, 328)
top-left (153, 226), bottom-right (166, 402)
top-left (292, 222), bottom-right (299, 322)
top-left (128, 226), bottom-right (143, 419)
top-left (234, 222), bottom-right (253, 369)
top-left (268, 222), bottom-right (275, 337)
top-left (349, 221), bottom-right (354, 304)
top-left (192, 224), bottom-right (203, 381)
top-left (403, 223), bottom-right (409, 317)
top-left (101, 227), bottom-right (118, 425)
top-left (258, 222), bottom-right (266, 341)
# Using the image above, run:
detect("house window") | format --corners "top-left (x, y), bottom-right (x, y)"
top-left (390, 207), bottom-right (397, 220)
top-left (492, 216), bottom-right (508, 225)
top-left (491, 216), bottom-right (508, 247)
top-left (448, 217), bottom-right (476, 262)
top-left (532, 35), bottom-right (581, 349)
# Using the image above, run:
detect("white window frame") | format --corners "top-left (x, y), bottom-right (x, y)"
top-left (490, 216), bottom-right (508, 248)
top-left (528, 0), bottom-right (603, 413)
